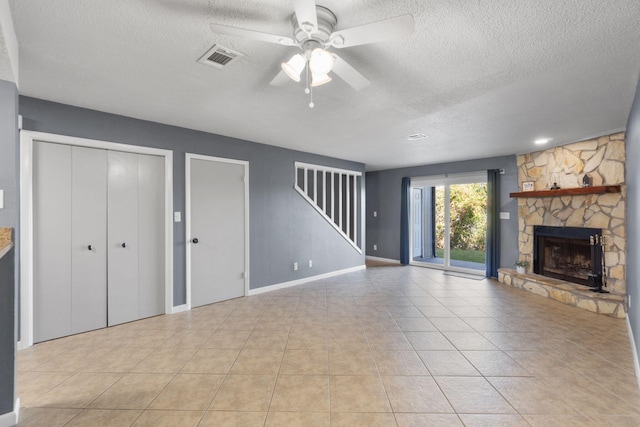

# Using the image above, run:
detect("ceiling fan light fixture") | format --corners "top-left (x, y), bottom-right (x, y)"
top-left (281, 54), bottom-right (307, 82)
top-left (311, 73), bottom-right (332, 87)
top-left (309, 48), bottom-right (335, 75)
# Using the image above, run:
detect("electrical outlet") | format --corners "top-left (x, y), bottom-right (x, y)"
top-left (373, 211), bottom-right (377, 217)
top-left (293, 262), bottom-right (298, 271)
top-left (308, 260), bottom-right (312, 268)
top-left (373, 244), bottom-right (377, 251)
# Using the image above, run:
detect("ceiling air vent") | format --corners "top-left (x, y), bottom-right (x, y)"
top-left (198, 44), bottom-right (243, 69)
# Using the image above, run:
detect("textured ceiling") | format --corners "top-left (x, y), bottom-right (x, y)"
top-left (8, 0), bottom-right (640, 170)
top-left (0, 0), bottom-right (18, 83)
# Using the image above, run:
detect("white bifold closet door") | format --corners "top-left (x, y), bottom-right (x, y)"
top-left (107, 151), bottom-right (165, 326)
top-left (72, 147), bottom-right (108, 333)
top-left (33, 142), bottom-right (108, 342)
top-left (136, 154), bottom-right (166, 319)
top-left (33, 142), bottom-right (164, 342)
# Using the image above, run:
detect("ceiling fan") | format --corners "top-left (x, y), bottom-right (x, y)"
top-left (209, 0), bottom-right (414, 107)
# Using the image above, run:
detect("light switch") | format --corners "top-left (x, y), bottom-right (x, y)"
top-left (174, 211), bottom-right (181, 222)
top-left (0, 190), bottom-right (3, 209)
top-left (499, 211), bottom-right (510, 220)
top-left (373, 211), bottom-right (377, 217)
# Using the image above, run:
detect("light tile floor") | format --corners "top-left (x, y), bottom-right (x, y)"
top-left (17, 264), bottom-right (640, 426)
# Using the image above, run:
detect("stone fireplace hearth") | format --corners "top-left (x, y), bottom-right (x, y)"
top-left (498, 132), bottom-right (627, 318)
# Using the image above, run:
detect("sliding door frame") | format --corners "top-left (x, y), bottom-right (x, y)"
top-left (409, 171), bottom-right (487, 276)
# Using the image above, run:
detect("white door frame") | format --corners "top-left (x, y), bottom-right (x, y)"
top-left (185, 153), bottom-right (250, 309)
top-left (19, 131), bottom-right (174, 349)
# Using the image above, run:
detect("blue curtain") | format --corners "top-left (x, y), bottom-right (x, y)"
top-left (430, 187), bottom-right (436, 258)
top-left (486, 169), bottom-right (500, 277)
top-left (400, 177), bottom-right (411, 264)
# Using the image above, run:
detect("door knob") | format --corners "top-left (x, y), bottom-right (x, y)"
top-left (121, 242), bottom-right (127, 248)
top-left (192, 238), bottom-right (199, 244)
top-left (88, 245), bottom-right (93, 251)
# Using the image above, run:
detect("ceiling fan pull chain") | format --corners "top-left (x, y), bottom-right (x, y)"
top-left (305, 63), bottom-right (314, 108)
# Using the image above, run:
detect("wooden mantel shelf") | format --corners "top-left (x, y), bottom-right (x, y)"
top-left (510, 185), bottom-right (621, 198)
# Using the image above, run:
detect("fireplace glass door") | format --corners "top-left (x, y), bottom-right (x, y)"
top-left (538, 236), bottom-right (593, 285)
top-left (533, 226), bottom-right (603, 287)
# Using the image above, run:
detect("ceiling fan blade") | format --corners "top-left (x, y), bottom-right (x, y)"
top-left (293, 0), bottom-right (318, 34)
top-left (209, 23), bottom-right (296, 46)
top-left (331, 54), bottom-right (370, 90)
top-left (328, 14), bottom-right (415, 48)
top-left (270, 70), bottom-right (290, 86)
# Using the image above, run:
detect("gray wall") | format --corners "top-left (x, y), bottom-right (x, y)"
top-left (0, 79), bottom-right (18, 416)
top-left (20, 97), bottom-right (365, 305)
top-left (366, 156), bottom-right (519, 268)
top-left (625, 77), bottom-right (640, 364)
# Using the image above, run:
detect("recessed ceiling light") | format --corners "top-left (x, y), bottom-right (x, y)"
top-left (406, 133), bottom-right (429, 141)
top-left (534, 137), bottom-right (552, 145)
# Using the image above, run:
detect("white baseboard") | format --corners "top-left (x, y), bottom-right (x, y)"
top-left (365, 256), bottom-right (400, 264)
top-left (248, 265), bottom-right (366, 296)
top-left (626, 315), bottom-right (640, 392)
top-left (168, 304), bottom-right (188, 314)
top-left (0, 398), bottom-right (19, 427)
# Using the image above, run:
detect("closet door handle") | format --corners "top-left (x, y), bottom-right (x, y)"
top-left (121, 242), bottom-right (127, 248)
top-left (88, 245), bottom-right (93, 251)
top-left (192, 238), bottom-right (199, 244)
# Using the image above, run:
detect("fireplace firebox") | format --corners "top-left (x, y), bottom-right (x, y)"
top-left (533, 226), bottom-right (604, 289)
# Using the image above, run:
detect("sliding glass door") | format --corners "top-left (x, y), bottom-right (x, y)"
top-left (410, 172), bottom-right (487, 275)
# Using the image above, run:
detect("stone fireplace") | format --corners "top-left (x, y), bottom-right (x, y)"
top-left (497, 132), bottom-right (627, 317)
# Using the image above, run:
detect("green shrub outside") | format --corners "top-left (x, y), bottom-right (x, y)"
top-left (434, 183), bottom-right (487, 259)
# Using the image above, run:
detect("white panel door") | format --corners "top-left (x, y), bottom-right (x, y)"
top-left (107, 151), bottom-right (140, 326)
top-left (33, 142), bottom-right (73, 342)
top-left (189, 157), bottom-right (246, 307)
top-left (137, 153), bottom-right (165, 319)
top-left (71, 146), bottom-right (108, 334)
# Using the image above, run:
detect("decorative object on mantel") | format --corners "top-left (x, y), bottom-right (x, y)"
top-left (514, 259), bottom-right (529, 274)
top-left (521, 181), bottom-right (534, 192)
top-left (509, 185), bottom-right (621, 198)
top-left (582, 174), bottom-right (593, 188)
top-left (549, 173), bottom-right (561, 190)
